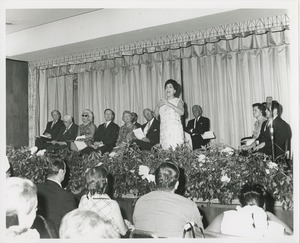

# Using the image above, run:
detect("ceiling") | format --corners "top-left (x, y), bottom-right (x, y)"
top-left (6, 9), bottom-right (100, 34)
top-left (6, 8), bottom-right (288, 62)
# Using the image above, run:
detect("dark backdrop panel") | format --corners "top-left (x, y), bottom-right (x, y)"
top-left (6, 59), bottom-right (29, 147)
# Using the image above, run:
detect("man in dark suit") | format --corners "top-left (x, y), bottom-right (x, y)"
top-left (37, 158), bottom-right (77, 238)
top-left (133, 108), bottom-right (160, 150)
top-left (81, 109), bottom-right (120, 155)
top-left (46, 114), bottom-right (78, 150)
top-left (185, 105), bottom-right (210, 150)
top-left (254, 100), bottom-right (291, 160)
top-left (131, 112), bottom-right (142, 128)
top-left (35, 110), bottom-right (65, 150)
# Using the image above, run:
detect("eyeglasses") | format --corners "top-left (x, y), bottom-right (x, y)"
top-left (82, 114), bottom-right (89, 117)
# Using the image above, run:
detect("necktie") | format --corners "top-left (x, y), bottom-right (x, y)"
top-left (51, 120), bottom-right (56, 129)
top-left (194, 118), bottom-right (198, 129)
top-left (104, 123), bottom-right (107, 128)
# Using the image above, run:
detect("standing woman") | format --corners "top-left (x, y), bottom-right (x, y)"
top-left (76, 109), bottom-right (97, 146)
top-left (154, 79), bottom-right (184, 150)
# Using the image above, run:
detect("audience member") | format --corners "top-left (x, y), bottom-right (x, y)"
top-left (241, 103), bottom-right (267, 144)
top-left (185, 105), bottom-right (210, 149)
top-left (132, 108), bottom-right (160, 150)
top-left (6, 177), bottom-right (39, 239)
top-left (46, 114), bottom-right (78, 150)
top-left (116, 110), bottom-right (136, 146)
top-left (59, 209), bottom-right (120, 239)
top-left (205, 183), bottom-right (292, 236)
top-left (70, 109), bottom-right (97, 151)
top-left (133, 161), bottom-right (203, 238)
top-left (131, 112), bottom-right (142, 128)
top-left (78, 166), bottom-right (128, 237)
top-left (81, 108), bottom-right (120, 155)
top-left (35, 110), bottom-right (65, 150)
top-left (36, 158), bottom-right (77, 238)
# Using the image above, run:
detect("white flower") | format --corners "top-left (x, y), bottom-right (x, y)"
top-left (109, 152), bottom-right (117, 157)
top-left (221, 147), bottom-right (234, 155)
top-left (265, 169), bottom-right (270, 175)
top-left (220, 174), bottom-right (231, 183)
top-left (138, 165), bottom-right (150, 177)
top-left (95, 162), bottom-right (103, 167)
top-left (130, 169), bottom-right (135, 173)
top-left (267, 162), bottom-right (278, 170)
top-left (29, 146), bottom-right (38, 155)
top-left (36, 149), bottom-right (46, 156)
top-left (146, 174), bottom-right (155, 183)
top-left (197, 154), bottom-right (206, 162)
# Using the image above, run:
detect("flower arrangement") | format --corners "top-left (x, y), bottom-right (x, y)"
top-left (6, 142), bottom-right (293, 210)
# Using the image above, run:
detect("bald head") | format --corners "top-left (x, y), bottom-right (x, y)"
top-left (143, 108), bottom-right (154, 122)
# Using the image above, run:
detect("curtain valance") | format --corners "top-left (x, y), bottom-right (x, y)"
top-left (29, 14), bottom-right (289, 71)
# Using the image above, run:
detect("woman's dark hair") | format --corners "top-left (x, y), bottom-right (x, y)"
top-left (164, 79), bottom-right (179, 92)
top-left (155, 161), bottom-right (180, 191)
top-left (238, 183), bottom-right (266, 208)
top-left (85, 166), bottom-right (108, 196)
top-left (252, 103), bottom-right (266, 117)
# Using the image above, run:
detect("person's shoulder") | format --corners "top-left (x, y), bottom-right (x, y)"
top-left (111, 122), bottom-right (120, 128)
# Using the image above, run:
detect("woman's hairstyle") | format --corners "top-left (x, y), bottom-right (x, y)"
top-left (238, 183), bottom-right (266, 208)
top-left (155, 161), bottom-right (180, 190)
top-left (122, 110), bottom-right (132, 122)
top-left (165, 79), bottom-right (179, 92)
top-left (131, 112), bottom-right (138, 123)
top-left (6, 177), bottom-right (37, 218)
top-left (47, 158), bottom-right (66, 177)
top-left (85, 166), bottom-right (108, 196)
top-left (59, 209), bottom-right (120, 239)
top-left (82, 109), bottom-right (94, 122)
top-left (252, 103), bottom-right (266, 117)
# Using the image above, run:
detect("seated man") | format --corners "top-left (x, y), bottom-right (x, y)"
top-left (35, 110), bottom-right (65, 150)
top-left (81, 109), bottom-right (120, 155)
top-left (131, 112), bottom-right (142, 128)
top-left (133, 162), bottom-right (203, 238)
top-left (36, 158), bottom-right (77, 238)
top-left (46, 114), bottom-right (78, 150)
top-left (185, 105), bottom-right (210, 150)
top-left (241, 103), bottom-right (267, 145)
top-left (132, 108), bottom-right (160, 150)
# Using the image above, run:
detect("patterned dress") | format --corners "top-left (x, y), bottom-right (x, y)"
top-left (159, 97), bottom-right (184, 150)
top-left (78, 122), bottom-right (96, 146)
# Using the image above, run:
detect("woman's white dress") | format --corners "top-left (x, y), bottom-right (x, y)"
top-left (159, 97), bottom-right (184, 150)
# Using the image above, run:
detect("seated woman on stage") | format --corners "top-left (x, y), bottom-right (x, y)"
top-left (116, 110), bottom-right (136, 147)
top-left (71, 109), bottom-right (97, 151)
top-left (78, 166), bottom-right (129, 237)
top-left (59, 209), bottom-right (120, 239)
top-left (205, 183), bottom-right (292, 237)
top-left (6, 177), bottom-right (40, 239)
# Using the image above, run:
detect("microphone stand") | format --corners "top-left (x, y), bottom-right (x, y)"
top-left (269, 115), bottom-right (275, 161)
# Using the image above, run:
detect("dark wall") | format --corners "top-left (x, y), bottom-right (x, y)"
top-left (6, 59), bottom-right (29, 147)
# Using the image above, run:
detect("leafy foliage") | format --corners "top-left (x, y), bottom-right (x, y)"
top-left (6, 142), bottom-right (293, 210)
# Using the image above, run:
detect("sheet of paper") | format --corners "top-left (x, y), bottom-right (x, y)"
top-left (74, 140), bottom-right (87, 151)
top-left (242, 138), bottom-right (256, 146)
top-left (133, 128), bottom-right (146, 140)
top-left (201, 131), bottom-right (215, 139)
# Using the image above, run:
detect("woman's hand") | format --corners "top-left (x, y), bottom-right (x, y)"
top-left (157, 98), bottom-right (168, 107)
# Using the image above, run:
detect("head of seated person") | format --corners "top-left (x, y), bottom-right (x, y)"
top-left (155, 161), bottom-right (180, 192)
top-left (6, 177), bottom-right (39, 238)
top-left (59, 209), bottom-right (120, 239)
top-left (81, 109), bottom-right (94, 125)
top-left (122, 110), bottom-right (133, 126)
top-left (238, 183), bottom-right (266, 209)
top-left (85, 166), bottom-right (108, 196)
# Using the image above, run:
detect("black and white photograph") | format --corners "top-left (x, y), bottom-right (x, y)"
top-left (2, 0), bottom-right (299, 242)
